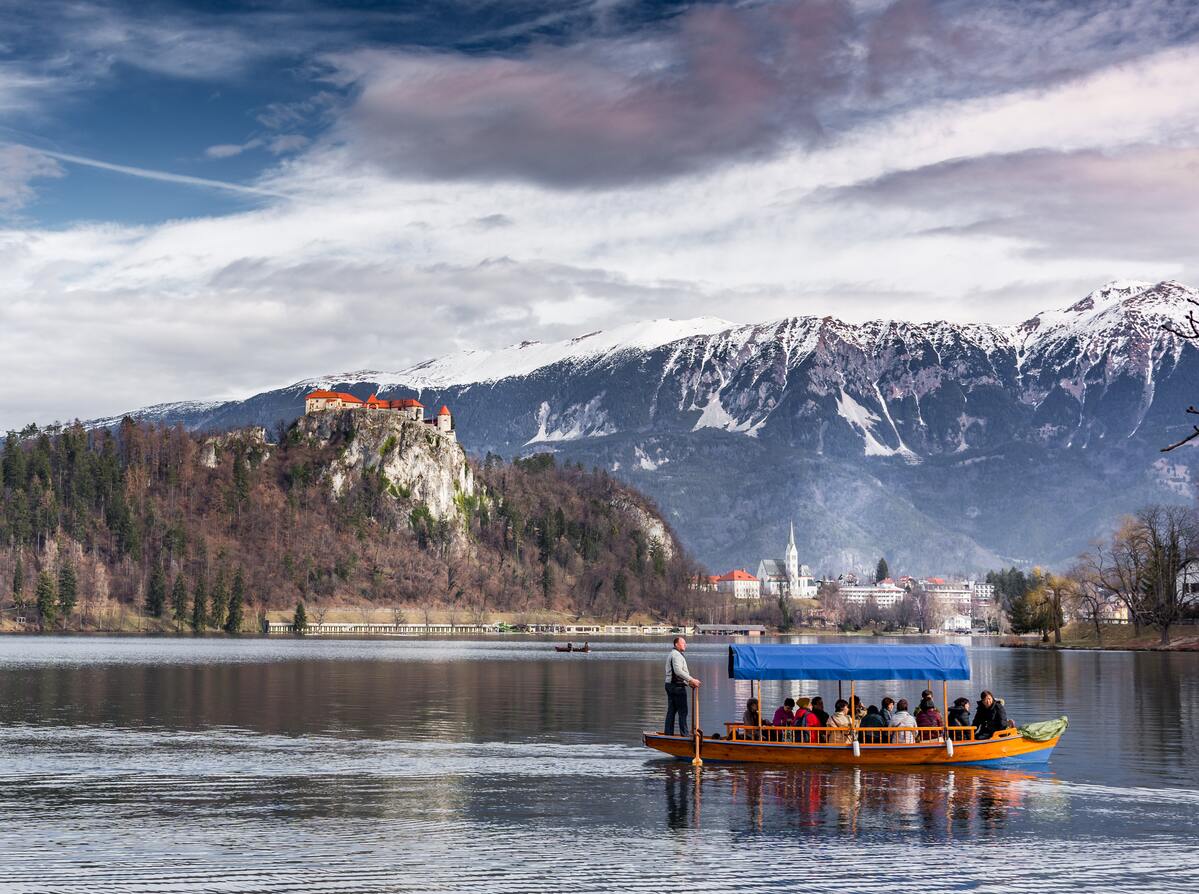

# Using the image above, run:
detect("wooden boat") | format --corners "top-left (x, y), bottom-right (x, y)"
top-left (555, 643), bottom-right (591, 653)
top-left (643, 644), bottom-right (1065, 768)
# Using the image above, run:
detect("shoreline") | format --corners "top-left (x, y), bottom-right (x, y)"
top-left (999, 626), bottom-right (1199, 653)
top-left (1001, 640), bottom-right (1199, 653)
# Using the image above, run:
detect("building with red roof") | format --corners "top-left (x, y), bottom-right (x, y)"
top-left (304, 390), bottom-right (364, 412)
top-left (716, 568), bottom-right (760, 599)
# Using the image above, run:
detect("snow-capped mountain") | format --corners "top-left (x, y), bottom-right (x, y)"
top-left (97, 281), bottom-right (1199, 574)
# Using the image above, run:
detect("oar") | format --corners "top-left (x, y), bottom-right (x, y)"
top-left (692, 686), bottom-right (703, 767)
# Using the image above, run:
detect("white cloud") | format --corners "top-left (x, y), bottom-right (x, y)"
top-left (2, 5), bottom-right (1199, 427)
top-left (0, 143), bottom-right (64, 213)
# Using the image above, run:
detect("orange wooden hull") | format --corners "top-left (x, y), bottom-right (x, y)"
top-left (642, 731), bottom-right (1059, 767)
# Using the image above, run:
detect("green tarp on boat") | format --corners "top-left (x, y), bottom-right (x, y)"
top-left (1018, 716), bottom-right (1068, 741)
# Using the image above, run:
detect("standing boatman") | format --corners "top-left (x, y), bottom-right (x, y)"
top-left (664, 636), bottom-right (701, 736)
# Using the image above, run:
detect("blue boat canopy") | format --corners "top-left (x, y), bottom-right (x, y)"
top-left (727, 644), bottom-right (971, 681)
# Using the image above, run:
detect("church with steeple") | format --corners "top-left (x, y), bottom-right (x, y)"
top-left (756, 522), bottom-right (816, 598)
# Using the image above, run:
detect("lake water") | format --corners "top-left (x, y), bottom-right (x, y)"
top-left (1, 635), bottom-right (1196, 893)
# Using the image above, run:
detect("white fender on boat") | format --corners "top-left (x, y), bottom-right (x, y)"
top-left (852, 738), bottom-right (861, 758)
top-left (945, 737), bottom-right (955, 757)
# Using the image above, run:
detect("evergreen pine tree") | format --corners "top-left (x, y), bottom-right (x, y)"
top-left (171, 574), bottom-right (188, 627)
top-left (144, 564), bottom-right (167, 617)
top-left (875, 557), bottom-right (890, 583)
top-left (293, 601), bottom-right (308, 634)
top-left (209, 569), bottom-right (229, 630)
top-left (614, 571), bottom-right (629, 605)
top-left (11, 555), bottom-right (25, 613)
top-left (225, 568), bottom-right (245, 634)
top-left (35, 571), bottom-right (57, 630)
top-left (2, 436), bottom-right (27, 489)
top-left (56, 560), bottom-right (78, 627)
top-left (190, 573), bottom-right (208, 632)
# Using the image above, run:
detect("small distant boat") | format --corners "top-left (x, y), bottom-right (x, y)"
top-left (555, 643), bottom-right (591, 653)
top-left (643, 644), bottom-right (1066, 768)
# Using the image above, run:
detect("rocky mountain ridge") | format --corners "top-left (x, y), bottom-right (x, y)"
top-left (87, 281), bottom-right (1199, 574)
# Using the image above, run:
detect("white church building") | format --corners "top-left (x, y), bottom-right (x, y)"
top-left (756, 523), bottom-right (817, 599)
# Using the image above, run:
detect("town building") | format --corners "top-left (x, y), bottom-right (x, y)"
top-left (839, 579), bottom-right (907, 609)
top-left (716, 569), bottom-right (761, 599)
top-left (1176, 558), bottom-right (1199, 600)
top-left (837, 577), bottom-right (993, 621)
top-left (304, 391), bottom-right (455, 439)
top-left (971, 582), bottom-right (996, 620)
top-left (923, 578), bottom-right (974, 616)
top-left (940, 612), bottom-right (973, 634)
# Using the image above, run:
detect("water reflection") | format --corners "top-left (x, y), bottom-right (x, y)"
top-left (0, 637), bottom-right (1196, 893)
top-left (657, 763), bottom-right (1044, 841)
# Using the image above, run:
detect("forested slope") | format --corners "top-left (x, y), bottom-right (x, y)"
top-left (0, 414), bottom-right (699, 631)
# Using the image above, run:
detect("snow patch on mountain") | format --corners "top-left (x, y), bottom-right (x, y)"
top-left (87, 399), bottom-right (227, 430)
top-left (525, 396), bottom-right (615, 445)
top-left (693, 393), bottom-right (736, 432)
top-left (836, 389), bottom-right (899, 457)
top-left (397, 316), bottom-right (734, 387)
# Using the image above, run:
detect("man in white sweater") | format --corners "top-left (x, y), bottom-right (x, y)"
top-left (664, 636), bottom-right (701, 736)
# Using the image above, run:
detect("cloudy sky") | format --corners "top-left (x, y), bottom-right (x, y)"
top-left (1, 0), bottom-right (1198, 428)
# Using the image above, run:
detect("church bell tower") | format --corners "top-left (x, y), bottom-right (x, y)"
top-left (785, 520), bottom-right (799, 596)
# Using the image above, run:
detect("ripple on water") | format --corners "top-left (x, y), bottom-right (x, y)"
top-left (1, 638), bottom-right (1197, 893)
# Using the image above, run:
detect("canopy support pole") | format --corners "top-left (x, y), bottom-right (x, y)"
top-left (943, 679), bottom-right (953, 756)
top-left (850, 680), bottom-right (860, 757)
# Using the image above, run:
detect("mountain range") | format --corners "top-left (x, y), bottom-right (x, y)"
top-left (91, 280), bottom-right (1199, 575)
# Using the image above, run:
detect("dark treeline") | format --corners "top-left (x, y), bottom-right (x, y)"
top-left (0, 419), bottom-right (701, 631)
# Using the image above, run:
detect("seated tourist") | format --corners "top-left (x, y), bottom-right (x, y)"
top-left (850, 695), bottom-right (867, 722)
top-left (948, 697), bottom-right (972, 738)
top-left (810, 696), bottom-right (829, 727)
top-left (859, 704), bottom-right (886, 743)
top-left (880, 696), bottom-right (896, 726)
top-left (826, 699), bottom-right (853, 743)
top-left (973, 690), bottom-right (1010, 739)
top-left (741, 698), bottom-right (764, 738)
top-left (772, 697), bottom-right (797, 729)
top-left (794, 697), bottom-right (820, 743)
top-left (915, 697), bottom-right (943, 740)
top-left (889, 698), bottom-right (918, 744)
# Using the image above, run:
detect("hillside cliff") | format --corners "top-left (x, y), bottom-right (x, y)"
top-left (297, 410), bottom-right (473, 521)
top-left (0, 415), bottom-right (698, 630)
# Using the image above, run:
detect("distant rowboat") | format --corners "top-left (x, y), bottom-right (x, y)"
top-left (555, 643), bottom-right (591, 653)
top-left (643, 644), bottom-right (1066, 768)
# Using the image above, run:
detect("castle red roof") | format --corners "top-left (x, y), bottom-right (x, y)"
top-left (306, 389), bottom-right (363, 404)
top-left (438, 405), bottom-right (451, 416)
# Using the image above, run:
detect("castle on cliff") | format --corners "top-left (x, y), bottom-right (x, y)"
top-left (304, 390), bottom-right (455, 439)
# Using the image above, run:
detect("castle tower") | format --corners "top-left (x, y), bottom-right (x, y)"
top-left (785, 520), bottom-right (799, 596)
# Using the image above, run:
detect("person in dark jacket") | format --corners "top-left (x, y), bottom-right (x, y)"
top-left (948, 697), bottom-right (972, 739)
top-left (810, 696), bottom-right (829, 727)
top-left (858, 704), bottom-right (887, 743)
top-left (880, 697), bottom-right (896, 726)
top-left (973, 690), bottom-right (1010, 739)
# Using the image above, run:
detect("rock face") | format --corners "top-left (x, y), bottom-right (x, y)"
top-left (199, 427), bottom-right (270, 469)
top-left (101, 281), bottom-right (1199, 574)
top-left (296, 411), bottom-right (473, 521)
top-left (612, 494), bottom-right (675, 562)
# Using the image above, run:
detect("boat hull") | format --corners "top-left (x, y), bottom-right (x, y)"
top-left (642, 732), bottom-right (1059, 767)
